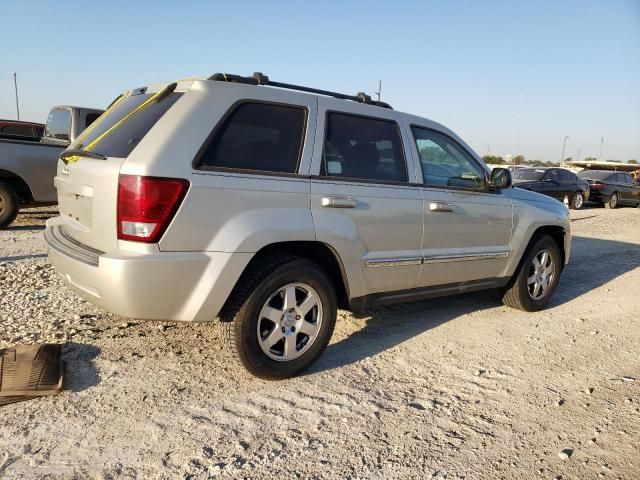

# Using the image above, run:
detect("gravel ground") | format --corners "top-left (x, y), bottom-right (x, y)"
top-left (1, 205), bottom-right (639, 479)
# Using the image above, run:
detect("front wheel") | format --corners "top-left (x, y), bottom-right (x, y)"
top-left (605, 192), bottom-right (619, 209)
top-left (0, 182), bottom-right (19, 228)
top-left (502, 235), bottom-right (562, 311)
top-left (570, 191), bottom-right (584, 210)
top-left (221, 256), bottom-right (337, 379)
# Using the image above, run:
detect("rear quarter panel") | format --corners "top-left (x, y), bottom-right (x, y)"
top-left (0, 139), bottom-right (62, 202)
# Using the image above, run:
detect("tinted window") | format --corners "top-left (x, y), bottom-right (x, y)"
top-left (513, 168), bottom-right (544, 181)
top-left (559, 169), bottom-right (574, 181)
top-left (578, 170), bottom-right (613, 181)
top-left (412, 127), bottom-right (485, 189)
top-left (321, 113), bottom-right (407, 182)
top-left (198, 102), bottom-right (306, 174)
top-left (543, 169), bottom-right (560, 181)
top-left (85, 113), bottom-right (101, 129)
top-left (1, 126), bottom-right (33, 136)
top-left (622, 174), bottom-right (634, 185)
top-left (44, 109), bottom-right (71, 142)
top-left (70, 89), bottom-right (183, 158)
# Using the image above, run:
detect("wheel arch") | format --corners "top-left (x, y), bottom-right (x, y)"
top-left (0, 169), bottom-right (34, 203)
top-left (236, 241), bottom-right (351, 309)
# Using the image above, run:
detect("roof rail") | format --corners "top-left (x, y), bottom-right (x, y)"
top-left (207, 72), bottom-right (393, 109)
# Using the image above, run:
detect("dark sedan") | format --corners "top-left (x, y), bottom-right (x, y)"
top-left (511, 167), bottom-right (590, 209)
top-left (577, 170), bottom-right (640, 209)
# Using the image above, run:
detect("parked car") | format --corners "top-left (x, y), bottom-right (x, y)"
top-left (45, 73), bottom-right (571, 379)
top-left (511, 167), bottom-right (590, 209)
top-left (0, 106), bottom-right (103, 227)
top-left (0, 119), bottom-right (44, 142)
top-left (577, 169), bottom-right (640, 208)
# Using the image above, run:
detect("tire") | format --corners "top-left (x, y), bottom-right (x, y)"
top-left (0, 181), bottom-right (19, 228)
top-left (605, 192), bottom-right (618, 209)
top-left (570, 191), bottom-right (584, 210)
top-left (220, 255), bottom-right (337, 379)
top-left (502, 235), bottom-right (562, 312)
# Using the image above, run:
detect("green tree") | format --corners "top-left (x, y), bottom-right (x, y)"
top-left (512, 155), bottom-right (525, 165)
top-left (628, 159), bottom-right (638, 164)
top-left (481, 155), bottom-right (505, 164)
top-left (584, 157), bottom-right (597, 162)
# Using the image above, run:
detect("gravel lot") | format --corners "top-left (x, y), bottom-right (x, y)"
top-left (1, 205), bottom-right (639, 479)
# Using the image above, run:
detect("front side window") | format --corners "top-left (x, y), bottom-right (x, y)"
top-left (412, 127), bottom-right (485, 190)
top-left (513, 168), bottom-right (544, 181)
top-left (44, 108), bottom-right (71, 142)
top-left (320, 113), bottom-right (407, 182)
top-left (198, 102), bottom-right (306, 174)
top-left (543, 169), bottom-right (561, 182)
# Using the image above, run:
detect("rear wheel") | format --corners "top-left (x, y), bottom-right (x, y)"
top-left (502, 235), bottom-right (562, 311)
top-left (605, 192), bottom-right (618, 209)
top-left (570, 191), bottom-right (584, 210)
top-left (0, 182), bottom-right (19, 228)
top-left (221, 256), bottom-right (337, 379)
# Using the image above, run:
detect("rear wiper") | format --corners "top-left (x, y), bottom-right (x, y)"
top-left (60, 149), bottom-right (107, 163)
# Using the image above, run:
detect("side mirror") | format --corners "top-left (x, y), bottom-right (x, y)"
top-left (488, 167), bottom-right (512, 190)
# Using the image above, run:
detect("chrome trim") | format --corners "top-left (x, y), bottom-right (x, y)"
top-left (423, 252), bottom-right (509, 264)
top-left (365, 257), bottom-right (423, 268)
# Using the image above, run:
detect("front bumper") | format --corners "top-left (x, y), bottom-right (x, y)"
top-left (44, 218), bottom-right (252, 321)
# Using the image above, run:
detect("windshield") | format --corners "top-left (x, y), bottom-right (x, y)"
top-left (513, 168), bottom-right (544, 181)
top-left (577, 170), bottom-right (611, 180)
top-left (69, 87), bottom-right (183, 158)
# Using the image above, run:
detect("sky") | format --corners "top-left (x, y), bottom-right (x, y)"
top-left (1, 0), bottom-right (639, 162)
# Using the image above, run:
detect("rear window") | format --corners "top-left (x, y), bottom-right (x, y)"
top-left (70, 88), bottom-right (183, 158)
top-left (577, 170), bottom-right (612, 180)
top-left (1, 125), bottom-right (34, 137)
top-left (45, 109), bottom-right (71, 142)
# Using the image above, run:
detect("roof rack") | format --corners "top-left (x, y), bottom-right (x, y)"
top-left (207, 72), bottom-right (393, 109)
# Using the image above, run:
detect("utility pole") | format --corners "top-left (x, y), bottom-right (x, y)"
top-left (375, 80), bottom-right (382, 102)
top-left (560, 136), bottom-right (569, 163)
top-left (13, 72), bottom-right (20, 120)
top-left (576, 149), bottom-right (580, 163)
top-left (598, 135), bottom-right (605, 161)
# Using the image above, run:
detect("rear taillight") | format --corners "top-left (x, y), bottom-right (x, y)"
top-left (591, 182), bottom-right (605, 190)
top-left (117, 175), bottom-right (189, 243)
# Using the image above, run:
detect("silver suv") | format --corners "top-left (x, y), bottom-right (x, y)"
top-left (45, 73), bottom-right (571, 378)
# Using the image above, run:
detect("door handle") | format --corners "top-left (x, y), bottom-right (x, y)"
top-left (321, 196), bottom-right (356, 208)
top-left (429, 201), bottom-right (455, 212)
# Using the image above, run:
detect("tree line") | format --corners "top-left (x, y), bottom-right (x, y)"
top-left (482, 155), bottom-right (638, 166)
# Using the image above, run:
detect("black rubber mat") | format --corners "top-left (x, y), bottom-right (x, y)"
top-left (0, 344), bottom-right (64, 405)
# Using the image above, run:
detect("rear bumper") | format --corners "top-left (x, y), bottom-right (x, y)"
top-left (588, 189), bottom-right (607, 202)
top-left (44, 217), bottom-right (252, 321)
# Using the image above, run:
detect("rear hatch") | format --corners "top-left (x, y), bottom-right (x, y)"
top-left (55, 83), bottom-right (185, 253)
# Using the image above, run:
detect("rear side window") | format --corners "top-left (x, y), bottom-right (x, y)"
top-left (197, 102), bottom-right (306, 174)
top-left (44, 109), bottom-right (71, 141)
top-left (320, 113), bottom-right (407, 182)
top-left (578, 170), bottom-right (613, 181)
top-left (70, 88), bottom-right (183, 158)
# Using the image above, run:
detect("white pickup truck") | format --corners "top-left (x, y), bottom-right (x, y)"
top-left (0, 105), bottom-right (103, 227)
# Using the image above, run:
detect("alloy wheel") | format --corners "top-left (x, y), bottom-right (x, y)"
top-left (257, 282), bottom-right (323, 362)
top-left (573, 193), bottom-right (584, 209)
top-left (0, 195), bottom-right (5, 216)
top-left (527, 249), bottom-right (555, 300)
top-left (610, 193), bottom-right (618, 208)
